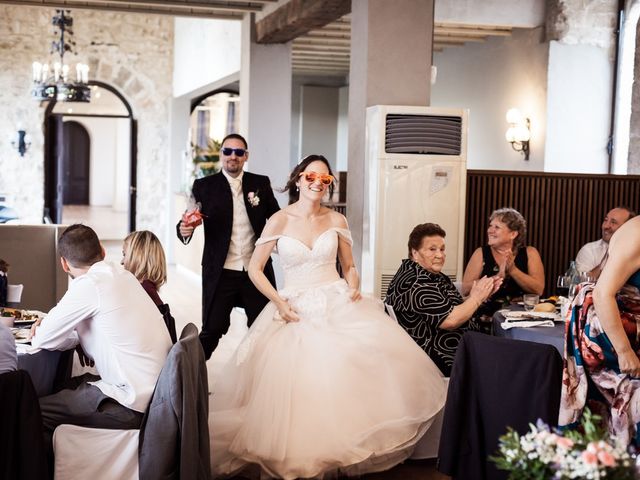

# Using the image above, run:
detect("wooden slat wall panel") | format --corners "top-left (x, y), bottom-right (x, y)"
top-left (465, 170), bottom-right (640, 296)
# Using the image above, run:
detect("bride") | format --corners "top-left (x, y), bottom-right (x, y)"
top-left (210, 155), bottom-right (447, 479)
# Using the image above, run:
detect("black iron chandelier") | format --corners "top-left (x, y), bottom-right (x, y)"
top-left (31, 10), bottom-right (90, 103)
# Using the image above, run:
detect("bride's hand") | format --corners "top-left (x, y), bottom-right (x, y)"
top-left (349, 288), bottom-right (362, 302)
top-left (275, 300), bottom-right (300, 323)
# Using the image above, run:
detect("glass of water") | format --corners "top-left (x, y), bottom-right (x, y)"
top-left (523, 294), bottom-right (539, 312)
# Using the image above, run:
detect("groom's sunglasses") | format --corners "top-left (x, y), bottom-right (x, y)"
top-left (299, 171), bottom-right (334, 186)
top-left (221, 147), bottom-right (247, 157)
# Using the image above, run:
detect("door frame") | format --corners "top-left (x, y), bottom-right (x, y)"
top-left (43, 81), bottom-right (137, 232)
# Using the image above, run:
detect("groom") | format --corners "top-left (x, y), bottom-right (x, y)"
top-left (177, 133), bottom-right (280, 359)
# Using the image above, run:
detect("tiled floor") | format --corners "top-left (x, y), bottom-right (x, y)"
top-left (62, 205), bottom-right (128, 240)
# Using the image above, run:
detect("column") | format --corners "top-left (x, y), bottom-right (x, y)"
top-left (347, 0), bottom-right (434, 269)
top-left (240, 13), bottom-right (292, 206)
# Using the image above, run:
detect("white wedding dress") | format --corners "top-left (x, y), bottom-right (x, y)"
top-left (210, 227), bottom-right (446, 479)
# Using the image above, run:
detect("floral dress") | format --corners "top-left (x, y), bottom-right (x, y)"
top-left (559, 270), bottom-right (640, 446)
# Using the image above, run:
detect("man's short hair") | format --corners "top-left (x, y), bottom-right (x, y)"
top-left (221, 133), bottom-right (248, 149)
top-left (58, 224), bottom-right (102, 267)
top-left (613, 206), bottom-right (636, 220)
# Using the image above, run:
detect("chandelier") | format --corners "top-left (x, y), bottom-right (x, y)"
top-left (31, 10), bottom-right (90, 103)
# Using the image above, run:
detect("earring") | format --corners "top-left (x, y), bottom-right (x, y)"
top-left (296, 186), bottom-right (299, 192)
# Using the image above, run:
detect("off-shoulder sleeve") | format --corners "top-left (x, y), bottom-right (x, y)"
top-left (255, 235), bottom-right (281, 246)
top-left (334, 228), bottom-right (353, 246)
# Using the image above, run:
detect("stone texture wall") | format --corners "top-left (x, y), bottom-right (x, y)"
top-left (546, 0), bottom-right (618, 51)
top-left (0, 5), bottom-right (173, 232)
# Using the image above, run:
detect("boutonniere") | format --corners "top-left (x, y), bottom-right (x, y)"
top-left (247, 191), bottom-right (260, 207)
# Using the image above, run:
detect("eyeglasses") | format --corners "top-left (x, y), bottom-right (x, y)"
top-left (221, 147), bottom-right (247, 157)
top-left (298, 171), bottom-right (334, 186)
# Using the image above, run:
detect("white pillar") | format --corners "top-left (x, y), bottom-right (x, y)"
top-left (240, 13), bottom-right (292, 206)
top-left (347, 0), bottom-right (434, 269)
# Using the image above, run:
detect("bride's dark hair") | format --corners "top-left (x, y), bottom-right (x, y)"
top-left (283, 154), bottom-right (336, 205)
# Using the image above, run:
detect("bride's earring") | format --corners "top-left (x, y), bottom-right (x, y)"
top-left (296, 185), bottom-right (299, 192)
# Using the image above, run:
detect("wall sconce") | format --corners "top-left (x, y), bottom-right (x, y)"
top-left (505, 108), bottom-right (530, 160)
top-left (11, 130), bottom-right (31, 157)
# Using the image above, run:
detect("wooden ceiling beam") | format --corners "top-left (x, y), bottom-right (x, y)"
top-left (434, 35), bottom-right (486, 43)
top-left (0, 0), bottom-right (251, 17)
top-left (255, 0), bottom-right (350, 43)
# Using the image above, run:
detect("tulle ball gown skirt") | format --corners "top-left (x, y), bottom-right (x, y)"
top-left (210, 279), bottom-right (447, 479)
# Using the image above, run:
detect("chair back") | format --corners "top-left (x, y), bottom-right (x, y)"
top-left (438, 332), bottom-right (563, 480)
top-left (138, 323), bottom-right (210, 480)
top-left (0, 370), bottom-right (47, 479)
top-left (7, 284), bottom-right (23, 304)
top-left (384, 303), bottom-right (399, 322)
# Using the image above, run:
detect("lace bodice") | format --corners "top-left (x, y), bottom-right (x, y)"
top-left (256, 227), bottom-right (352, 290)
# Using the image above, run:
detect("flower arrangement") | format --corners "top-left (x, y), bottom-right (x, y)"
top-left (192, 138), bottom-right (222, 178)
top-left (490, 409), bottom-right (636, 479)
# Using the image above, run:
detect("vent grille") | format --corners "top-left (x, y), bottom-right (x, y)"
top-left (379, 274), bottom-right (395, 300)
top-left (385, 114), bottom-right (462, 155)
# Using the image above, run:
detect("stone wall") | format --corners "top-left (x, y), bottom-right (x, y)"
top-left (0, 5), bottom-right (173, 233)
top-left (546, 0), bottom-right (618, 51)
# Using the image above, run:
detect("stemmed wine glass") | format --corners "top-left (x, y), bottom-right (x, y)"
top-left (557, 275), bottom-right (571, 298)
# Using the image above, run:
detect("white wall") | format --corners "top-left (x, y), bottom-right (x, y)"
top-left (431, 28), bottom-right (549, 171)
top-left (336, 86), bottom-right (349, 172)
top-left (435, 0), bottom-right (545, 27)
top-left (114, 119), bottom-right (130, 212)
top-left (173, 17), bottom-right (241, 97)
top-left (299, 85), bottom-right (339, 171)
top-left (65, 117), bottom-right (130, 208)
top-left (544, 42), bottom-right (612, 173)
top-left (70, 118), bottom-right (115, 206)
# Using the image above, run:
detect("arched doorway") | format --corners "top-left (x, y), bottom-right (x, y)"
top-left (43, 81), bottom-right (137, 238)
top-left (62, 121), bottom-right (90, 205)
top-left (188, 90), bottom-right (239, 180)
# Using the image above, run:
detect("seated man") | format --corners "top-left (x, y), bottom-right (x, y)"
top-left (575, 206), bottom-right (635, 278)
top-left (0, 323), bottom-right (17, 374)
top-left (30, 224), bottom-right (172, 466)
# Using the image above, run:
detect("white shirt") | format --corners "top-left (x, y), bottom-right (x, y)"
top-left (32, 261), bottom-right (172, 412)
top-left (0, 323), bottom-right (17, 374)
top-left (222, 170), bottom-right (257, 271)
top-left (575, 239), bottom-right (608, 273)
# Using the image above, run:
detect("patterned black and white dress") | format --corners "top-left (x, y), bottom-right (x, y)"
top-left (385, 258), bottom-right (478, 376)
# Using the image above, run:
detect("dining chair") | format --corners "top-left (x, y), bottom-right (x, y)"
top-left (53, 323), bottom-right (211, 480)
top-left (0, 370), bottom-right (47, 479)
top-left (7, 283), bottom-right (23, 305)
top-left (384, 303), bottom-right (399, 322)
top-left (438, 332), bottom-right (563, 480)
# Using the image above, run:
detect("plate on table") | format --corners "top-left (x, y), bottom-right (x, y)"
top-left (11, 328), bottom-right (31, 344)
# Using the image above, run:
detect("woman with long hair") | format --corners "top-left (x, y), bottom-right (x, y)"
top-left (210, 154), bottom-right (446, 479)
top-left (122, 230), bottom-right (177, 343)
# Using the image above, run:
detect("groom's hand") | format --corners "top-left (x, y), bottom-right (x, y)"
top-left (179, 221), bottom-right (195, 238)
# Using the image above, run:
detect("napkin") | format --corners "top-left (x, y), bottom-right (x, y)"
top-left (499, 309), bottom-right (558, 330)
top-left (500, 319), bottom-right (555, 330)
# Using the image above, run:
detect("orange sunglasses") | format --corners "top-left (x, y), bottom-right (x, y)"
top-left (298, 171), bottom-right (334, 186)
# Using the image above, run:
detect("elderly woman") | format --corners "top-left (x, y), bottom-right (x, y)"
top-left (560, 216), bottom-right (640, 446)
top-left (385, 223), bottom-right (500, 376)
top-left (462, 208), bottom-right (545, 319)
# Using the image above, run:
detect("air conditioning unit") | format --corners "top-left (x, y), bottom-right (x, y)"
top-left (361, 105), bottom-right (468, 299)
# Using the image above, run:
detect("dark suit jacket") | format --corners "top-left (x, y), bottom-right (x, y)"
top-left (176, 171), bottom-right (280, 318)
top-left (438, 332), bottom-right (563, 480)
top-left (0, 370), bottom-right (47, 480)
top-left (139, 323), bottom-right (210, 480)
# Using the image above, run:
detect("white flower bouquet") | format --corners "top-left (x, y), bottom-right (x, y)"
top-left (491, 409), bottom-right (637, 479)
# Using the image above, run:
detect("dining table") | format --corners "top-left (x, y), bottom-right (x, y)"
top-left (491, 306), bottom-right (566, 355)
top-left (13, 320), bottom-right (73, 397)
